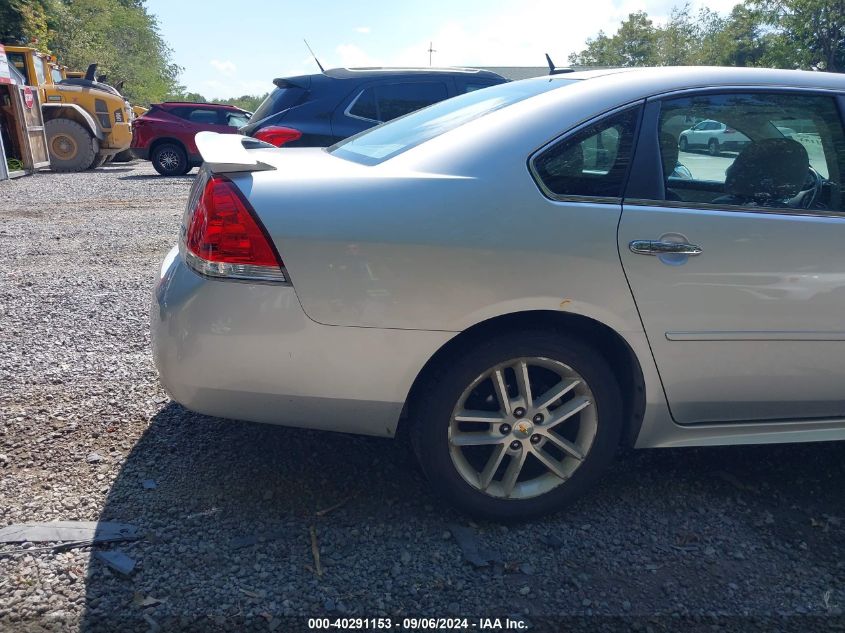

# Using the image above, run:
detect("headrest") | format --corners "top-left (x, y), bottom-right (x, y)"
top-left (725, 138), bottom-right (809, 201)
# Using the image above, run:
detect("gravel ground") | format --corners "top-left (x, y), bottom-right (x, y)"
top-left (1, 161), bottom-right (844, 632)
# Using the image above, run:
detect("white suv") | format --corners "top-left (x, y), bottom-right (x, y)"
top-left (678, 119), bottom-right (751, 155)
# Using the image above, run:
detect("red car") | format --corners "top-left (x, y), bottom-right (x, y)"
top-left (131, 102), bottom-right (251, 176)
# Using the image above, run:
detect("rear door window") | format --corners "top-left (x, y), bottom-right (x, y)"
top-left (187, 109), bottom-right (219, 124)
top-left (348, 82), bottom-right (449, 123)
top-left (376, 82), bottom-right (448, 121)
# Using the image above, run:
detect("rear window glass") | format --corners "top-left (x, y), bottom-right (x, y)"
top-left (252, 86), bottom-right (305, 122)
top-left (330, 78), bottom-right (575, 165)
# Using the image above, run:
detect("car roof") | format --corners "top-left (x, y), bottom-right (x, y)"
top-left (323, 67), bottom-right (505, 80)
top-left (535, 65), bottom-right (845, 94)
top-left (273, 67), bottom-right (505, 87)
top-left (157, 101), bottom-right (247, 111)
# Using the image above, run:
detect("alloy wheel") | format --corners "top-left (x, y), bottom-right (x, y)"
top-left (158, 150), bottom-right (180, 170)
top-left (448, 357), bottom-right (597, 500)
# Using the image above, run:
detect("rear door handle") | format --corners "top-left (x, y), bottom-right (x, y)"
top-left (629, 240), bottom-right (703, 256)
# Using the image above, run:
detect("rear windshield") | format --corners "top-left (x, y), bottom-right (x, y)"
top-left (329, 78), bottom-right (576, 165)
top-left (252, 86), bottom-right (305, 122)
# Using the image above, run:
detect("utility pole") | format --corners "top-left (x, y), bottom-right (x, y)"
top-left (428, 41), bottom-right (436, 67)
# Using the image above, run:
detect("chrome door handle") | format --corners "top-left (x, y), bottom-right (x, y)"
top-left (629, 240), bottom-right (702, 256)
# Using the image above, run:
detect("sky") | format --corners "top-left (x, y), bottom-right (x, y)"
top-left (146, 0), bottom-right (742, 99)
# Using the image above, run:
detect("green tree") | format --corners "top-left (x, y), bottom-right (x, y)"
top-left (0, 0), bottom-right (58, 45)
top-left (569, 12), bottom-right (658, 66)
top-left (48, 0), bottom-right (180, 104)
top-left (753, 0), bottom-right (845, 71)
top-left (710, 3), bottom-right (770, 67)
top-left (655, 4), bottom-right (698, 66)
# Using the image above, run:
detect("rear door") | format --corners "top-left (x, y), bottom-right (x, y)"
top-left (619, 89), bottom-right (845, 424)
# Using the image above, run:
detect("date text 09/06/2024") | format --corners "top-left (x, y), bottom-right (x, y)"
top-left (307, 617), bottom-right (529, 630)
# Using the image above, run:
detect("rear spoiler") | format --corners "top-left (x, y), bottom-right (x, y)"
top-left (272, 76), bottom-right (311, 89)
top-left (195, 132), bottom-right (276, 174)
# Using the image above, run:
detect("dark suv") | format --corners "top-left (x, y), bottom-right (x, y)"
top-left (240, 67), bottom-right (506, 147)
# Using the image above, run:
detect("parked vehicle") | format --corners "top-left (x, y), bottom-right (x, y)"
top-left (4, 45), bottom-right (132, 171)
top-left (131, 102), bottom-right (251, 176)
top-left (678, 119), bottom-right (750, 155)
top-left (678, 118), bottom-right (797, 156)
top-left (240, 67), bottom-right (506, 147)
top-left (152, 67), bottom-right (845, 520)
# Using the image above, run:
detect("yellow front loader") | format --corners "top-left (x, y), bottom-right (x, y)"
top-left (4, 46), bottom-right (132, 171)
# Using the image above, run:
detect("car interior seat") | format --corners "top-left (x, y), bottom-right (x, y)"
top-left (712, 138), bottom-right (809, 207)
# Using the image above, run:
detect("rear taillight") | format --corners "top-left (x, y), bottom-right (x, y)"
top-left (253, 125), bottom-right (302, 147)
top-left (183, 174), bottom-right (287, 282)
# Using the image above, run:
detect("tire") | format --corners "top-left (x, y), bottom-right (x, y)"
top-left (87, 154), bottom-right (107, 170)
top-left (112, 149), bottom-right (136, 163)
top-left (45, 119), bottom-right (97, 173)
top-left (708, 138), bottom-right (720, 156)
top-left (410, 330), bottom-right (623, 521)
top-left (151, 142), bottom-right (187, 176)
top-left (678, 136), bottom-right (688, 152)
top-left (180, 161), bottom-right (194, 175)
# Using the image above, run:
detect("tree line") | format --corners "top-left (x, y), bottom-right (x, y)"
top-left (569, 0), bottom-right (844, 72)
top-left (0, 0), bottom-right (266, 107)
top-left (2, 0), bottom-right (841, 110)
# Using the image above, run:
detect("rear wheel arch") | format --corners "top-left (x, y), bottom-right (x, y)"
top-left (399, 310), bottom-right (646, 449)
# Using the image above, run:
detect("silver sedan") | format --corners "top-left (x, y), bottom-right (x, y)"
top-left (152, 66), bottom-right (845, 520)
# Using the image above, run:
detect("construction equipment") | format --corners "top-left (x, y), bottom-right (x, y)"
top-left (4, 45), bottom-right (132, 171)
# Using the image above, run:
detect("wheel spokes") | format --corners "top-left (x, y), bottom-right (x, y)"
top-left (532, 445), bottom-right (571, 479)
top-left (450, 432), bottom-right (506, 447)
top-left (500, 449), bottom-right (527, 498)
top-left (544, 395), bottom-right (591, 429)
top-left (513, 360), bottom-right (533, 407)
top-left (541, 432), bottom-right (585, 461)
top-left (478, 443), bottom-right (508, 490)
top-left (534, 378), bottom-right (580, 411)
top-left (454, 410), bottom-right (507, 424)
top-left (491, 369), bottom-right (512, 415)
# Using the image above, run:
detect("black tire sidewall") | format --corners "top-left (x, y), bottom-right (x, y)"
top-left (152, 143), bottom-right (187, 176)
top-left (411, 330), bottom-right (623, 521)
top-left (709, 139), bottom-right (719, 156)
top-left (45, 119), bottom-right (96, 173)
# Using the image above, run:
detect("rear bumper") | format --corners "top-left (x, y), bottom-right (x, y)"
top-left (151, 247), bottom-right (453, 437)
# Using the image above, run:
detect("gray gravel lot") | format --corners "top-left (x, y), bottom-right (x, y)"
top-left (1, 161), bottom-right (844, 632)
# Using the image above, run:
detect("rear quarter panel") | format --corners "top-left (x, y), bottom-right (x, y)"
top-left (235, 150), bottom-right (643, 337)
